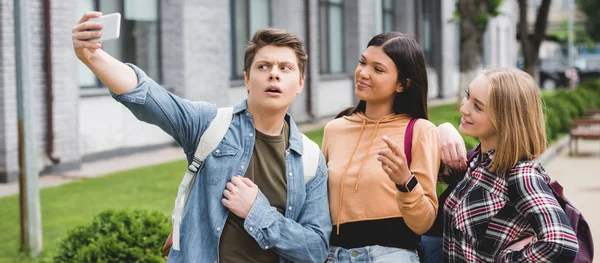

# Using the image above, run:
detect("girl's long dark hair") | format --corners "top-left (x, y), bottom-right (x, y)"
top-left (336, 32), bottom-right (429, 120)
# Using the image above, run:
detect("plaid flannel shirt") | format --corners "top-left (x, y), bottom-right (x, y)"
top-left (443, 148), bottom-right (578, 263)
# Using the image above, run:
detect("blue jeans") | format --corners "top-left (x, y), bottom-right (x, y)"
top-left (327, 245), bottom-right (420, 263)
top-left (420, 235), bottom-right (443, 263)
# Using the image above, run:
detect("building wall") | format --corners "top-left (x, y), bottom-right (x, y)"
top-left (0, 0), bottom-right (81, 181)
top-left (78, 95), bottom-right (173, 159)
top-left (395, 0), bottom-right (417, 36)
top-left (0, 0), bottom-right (470, 183)
top-left (231, 0), bottom-right (370, 120)
top-left (79, 0), bottom-right (231, 163)
top-left (484, 0), bottom-right (519, 68)
top-left (314, 77), bottom-right (354, 118)
top-left (48, 0), bottom-right (81, 170)
top-left (180, 1), bottom-right (230, 106)
top-left (440, 0), bottom-right (460, 99)
top-left (0, 0), bottom-right (19, 183)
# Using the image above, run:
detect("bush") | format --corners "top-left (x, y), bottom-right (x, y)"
top-left (541, 80), bottom-right (600, 140)
top-left (564, 90), bottom-right (588, 115)
top-left (553, 90), bottom-right (582, 117)
top-left (53, 209), bottom-right (170, 263)
top-left (544, 106), bottom-right (561, 142)
top-left (577, 88), bottom-right (600, 109)
top-left (580, 79), bottom-right (600, 94)
top-left (544, 95), bottom-right (570, 134)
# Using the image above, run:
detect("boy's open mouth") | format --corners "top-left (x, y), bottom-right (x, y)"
top-left (266, 85), bottom-right (282, 94)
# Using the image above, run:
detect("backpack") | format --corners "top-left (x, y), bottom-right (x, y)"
top-left (404, 120), bottom-right (594, 262)
top-left (549, 180), bottom-right (594, 263)
top-left (162, 107), bottom-right (321, 256)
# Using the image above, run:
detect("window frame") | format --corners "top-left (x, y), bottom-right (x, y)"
top-left (79, 0), bottom-right (162, 90)
top-left (229, 0), bottom-right (273, 80)
top-left (381, 0), bottom-right (395, 32)
top-left (319, 0), bottom-right (345, 75)
top-left (421, 0), bottom-right (434, 66)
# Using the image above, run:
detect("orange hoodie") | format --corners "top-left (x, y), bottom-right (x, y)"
top-left (322, 112), bottom-right (440, 235)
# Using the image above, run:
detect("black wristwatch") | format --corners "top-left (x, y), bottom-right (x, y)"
top-left (396, 174), bottom-right (418, 192)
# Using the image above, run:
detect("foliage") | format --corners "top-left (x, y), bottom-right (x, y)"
top-left (0, 159), bottom-right (182, 263)
top-left (477, 0), bottom-right (503, 30)
top-left (53, 209), bottom-right (170, 263)
top-left (576, 0), bottom-right (600, 42)
top-left (454, 0), bottom-right (503, 30)
top-left (543, 81), bottom-right (600, 138)
top-left (546, 19), bottom-right (595, 46)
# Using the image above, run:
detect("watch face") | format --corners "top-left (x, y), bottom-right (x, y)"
top-left (396, 175), bottom-right (418, 192)
top-left (406, 176), bottom-right (418, 191)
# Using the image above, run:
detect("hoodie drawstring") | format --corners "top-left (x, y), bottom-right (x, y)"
top-left (336, 119), bottom-right (366, 235)
top-left (354, 119), bottom-right (382, 191)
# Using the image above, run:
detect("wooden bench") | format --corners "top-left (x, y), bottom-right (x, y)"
top-left (569, 117), bottom-right (600, 155)
top-left (584, 109), bottom-right (600, 116)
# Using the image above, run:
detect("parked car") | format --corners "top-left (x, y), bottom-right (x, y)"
top-left (538, 58), bottom-right (574, 90)
top-left (576, 55), bottom-right (600, 82)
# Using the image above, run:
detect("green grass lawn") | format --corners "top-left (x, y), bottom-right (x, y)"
top-left (0, 160), bottom-right (186, 263)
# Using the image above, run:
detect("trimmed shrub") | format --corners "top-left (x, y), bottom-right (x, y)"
top-left (567, 90), bottom-right (589, 114)
top-left (542, 80), bottom-right (600, 138)
top-left (577, 87), bottom-right (600, 109)
top-left (53, 209), bottom-right (170, 263)
top-left (544, 95), bottom-right (572, 134)
top-left (547, 90), bottom-right (579, 120)
top-left (544, 106), bottom-right (561, 142)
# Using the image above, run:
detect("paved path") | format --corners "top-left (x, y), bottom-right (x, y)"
top-left (0, 146), bottom-right (185, 197)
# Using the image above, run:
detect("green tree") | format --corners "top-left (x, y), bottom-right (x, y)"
top-left (577, 0), bottom-right (600, 42)
top-left (546, 19), bottom-right (594, 47)
top-left (456, 0), bottom-right (503, 104)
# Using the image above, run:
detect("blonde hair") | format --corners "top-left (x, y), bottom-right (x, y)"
top-left (482, 68), bottom-right (546, 173)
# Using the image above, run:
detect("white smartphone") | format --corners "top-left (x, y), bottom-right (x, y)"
top-left (88, 13), bottom-right (121, 43)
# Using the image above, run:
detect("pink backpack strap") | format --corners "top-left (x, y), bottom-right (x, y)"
top-left (403, 118), bottom-right (419, 167)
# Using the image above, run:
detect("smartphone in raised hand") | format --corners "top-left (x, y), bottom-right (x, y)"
top-left (88, 13), bottom-right (121, 43)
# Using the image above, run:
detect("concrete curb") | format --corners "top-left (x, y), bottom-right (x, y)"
top-left (538, 136), bottom-right (570, 166)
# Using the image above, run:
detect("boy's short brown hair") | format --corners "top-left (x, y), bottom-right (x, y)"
top-left (244, 28), bottom-right (308, 78)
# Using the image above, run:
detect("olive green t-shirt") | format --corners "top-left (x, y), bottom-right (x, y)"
top-left (218, 121), bottom-right (290, 263)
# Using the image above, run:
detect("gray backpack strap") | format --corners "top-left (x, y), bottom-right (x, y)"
top-left (171, 107), bottom-right (233, 251)
top-left (301, 134), bottom-right (320, 183)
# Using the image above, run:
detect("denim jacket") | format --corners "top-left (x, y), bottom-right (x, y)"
top-left (111, 64), bottom-right (331, 263)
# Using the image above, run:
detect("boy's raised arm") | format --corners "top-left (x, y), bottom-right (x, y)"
top-left (72, 11), bottom-right (137, 95)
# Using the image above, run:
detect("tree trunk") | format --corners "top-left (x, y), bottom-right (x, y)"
top-left (519, 0), bottom-right (551, 78)
top-left (457, 0), bottom-right (485, 105)
top-left (459, 69), bottom-right (480, 102)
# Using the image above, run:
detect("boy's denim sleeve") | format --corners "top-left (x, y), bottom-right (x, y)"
top-left (243, 154), bottom-right (332, 263)
top-left (110, 63), bottom-right (217, 157)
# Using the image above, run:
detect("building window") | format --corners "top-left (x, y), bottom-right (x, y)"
top-left (422, 0), bottom-right (433, 66)
top-left (382, 0), bottom-right (395, 32)
top-left (319, 0), bottom-right (344, 74)
top-left (76, 0), bottom-right (162, 89)
top-left (230, 0), bottom-right (272, 80)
